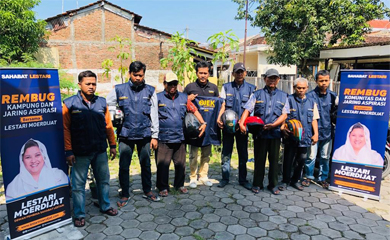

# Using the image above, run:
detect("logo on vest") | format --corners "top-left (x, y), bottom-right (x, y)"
top-left (72, 110), bottom-right (82, 114)
top-left (226, 93), bottom-right (233, 96)
top-left (158, 104), bottom-right (166, 107)
top-left (256, 100), bottom-right (264, 103)
top-left (119, 96), bottom-right (128, 100)
top-left (198, 99), bottom-right (216, 112)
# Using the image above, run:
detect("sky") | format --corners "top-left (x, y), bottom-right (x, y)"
top-left (33, 0), bottom-right (262, 44)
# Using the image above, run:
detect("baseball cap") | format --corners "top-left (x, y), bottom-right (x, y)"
top-left (264, 69), bottom-right (280, 78)
top-left (233, 62), bottom-right (246, 73)
top-left (164, 72), bottom-right (179, 83)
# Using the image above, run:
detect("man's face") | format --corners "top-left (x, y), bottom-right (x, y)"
top-left (79, 77), bottom-right (96, 97)
top-left (130, 69), bottom-right (145, 85)
top-left (196, 67), bottom-right (210, 84)
top-left (164, 81), bottom-right (178, 95)
top-left (264, 76), bottom-right (280, 89)
top-left (316, 75), bottom-right (330, 92)
top-left (23, 146), bottom-right (44, 176)
top-left (233, 70), bottom-right (246, 83)
top-left (294, 81), bottom-right (308, 98)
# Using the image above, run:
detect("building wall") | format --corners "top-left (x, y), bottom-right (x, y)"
top-left (40, 5), bottom-right (172, 95)
top-left (257, 52), bottom-right (297, 76)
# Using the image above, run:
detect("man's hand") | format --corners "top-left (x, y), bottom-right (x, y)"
top-left (311, 134), bottom-right (318, 145)
top-left (217, 118), bottom-right (224, 129)
top-left (263, 123), bottom-right (274, 130)
top-left (66, 155), bottom-right (76, 166)
top-left (188, 94), bottom-right (198, 101)
top-left (110, 148), bottom-right (117, 160)
top-left (198, 124), bottom-right (206, 137)
top-left (239, 123), bottom-right (247, 135)
top-left (281, 128), bottom-right (291, 138)
top-left (151, 138), bottom-right (158, 150)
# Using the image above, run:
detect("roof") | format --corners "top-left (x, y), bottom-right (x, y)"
top-left (239, 35), bottom-right (266, 47)
top-left (45, 0), bottom-right (142, 24)
top-left (134, 24), bottom-right (172, 37)
top-left (368, 19), bottom-right (390, 29)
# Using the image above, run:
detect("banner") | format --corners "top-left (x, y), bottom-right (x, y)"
top-left (186, 96), bottom-right (223, 147)
top-left (0, 68), bottom-right (71, 239)
top-left (330, 70), bottom-right (390, 200)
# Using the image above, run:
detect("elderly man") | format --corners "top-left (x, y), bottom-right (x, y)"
top-left (239, 69), bottom-right (289, 195)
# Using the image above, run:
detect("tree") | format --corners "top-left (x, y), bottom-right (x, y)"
top-left (102, 35), bottom-right (132, 84)
top-left (160, 32), bottom-right (198, 85)
top-left (207, 29), bottom-right (239, 83)
top-left (233, 0), bottom-right (389, 75)
top-left (0, 0), bottom-right (47, 63)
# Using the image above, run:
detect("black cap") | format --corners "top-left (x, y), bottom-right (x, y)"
top-left (264, 68), bottom-right (280, 78)
top-left (233, 62), bottom-right (246, 73)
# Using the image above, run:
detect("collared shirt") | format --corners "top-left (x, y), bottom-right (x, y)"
top-left (183, 79), bottom-right (219, 97)
top-left (244, 88), bottom-right (290, 114)
top-left (107, 84), bottom-right (159, 139)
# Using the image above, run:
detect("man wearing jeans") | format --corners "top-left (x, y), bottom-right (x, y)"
top-left (217, 62), bottom-right (256, 189)
top-left (305, 70), bottom-right (338, 189)
top-left (63, 70), bottom-right (118, 227)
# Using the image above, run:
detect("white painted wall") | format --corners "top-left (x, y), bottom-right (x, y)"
top-left (257, 52), bottom-right (297, 76)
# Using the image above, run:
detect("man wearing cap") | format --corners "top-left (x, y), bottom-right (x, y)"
top-left (216, 62), bottom-right (256, 188)
top-left (239, 68), bottom-right (289, 195)
top-left (107, 61), bottom-right (160, 206)
top-left (156, 72), bottom-right (206, 197)
top-left (184, 61), bottom-right (219, 188)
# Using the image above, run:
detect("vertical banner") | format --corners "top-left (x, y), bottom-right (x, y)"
top-left (0, 68), bottom-right (71, 239)
top-left (330, 70), bottom-right (390, 200)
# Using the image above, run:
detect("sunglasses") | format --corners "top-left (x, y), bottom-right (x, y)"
top-left (167, 81), bottom-right (178, 86)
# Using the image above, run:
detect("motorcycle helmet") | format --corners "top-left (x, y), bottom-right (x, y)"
top-left (222, 110), bottom-right (239, 134)
top-left (244, 116), bottom-right (264, 134)
top-left (184, 113), bottom-right (200, 139)
top-left (284, 119), bottom-right (304, 141)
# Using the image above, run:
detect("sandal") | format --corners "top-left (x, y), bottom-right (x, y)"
top-left (252, 186), bottom-right (261, 194)
top-left (278, 183), bottom-right (288, 191)
top-left (318, 180), bottom-right (329, 189)
top-left (101, 207), bottom-right (118, 216)
top-left (301, 179), bottom-right (311, 187)
top-left (159, 189), bottom-right (168, 197)
top-left (267, 186), bottom-right (280, 195)
top-left (179, 187), bottom-right (188, 194)
top-left (117, 197), bottom-right (129, 208)
top-left (290, 182), bottom-right (304, 191)
top-left (74, 217), bottom-right (85, 227)
top-left (143, 192), bottom-right (161, 202)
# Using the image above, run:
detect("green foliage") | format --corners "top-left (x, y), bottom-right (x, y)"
top-left (233, 0), bottom-right (389, 75)
top-left (0, 0), bottom-right (47, 63)
top-left (160, 32), bottom-right (198, 85)
top-left (207, 29), bottom-right (239, 81)
top-left (102, 35), bottom-right (132, 84)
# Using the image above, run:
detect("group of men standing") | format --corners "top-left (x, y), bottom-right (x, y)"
top-left (63, 60), bottom-right (337, 227)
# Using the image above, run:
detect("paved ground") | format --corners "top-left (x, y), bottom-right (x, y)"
top-left (0, 154), bottom-right (389, 240)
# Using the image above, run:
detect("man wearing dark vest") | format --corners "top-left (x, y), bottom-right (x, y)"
top-left (279, 78), bottom-right (319, 191)
top-left (63, 70), bottom-right (118, 228)
top-left (184, 61), bottom-right (219, 188)
top-left (156, 72), bottom-right (206, 197)
top-left (217, 62), bottom-right (256, 189)
top-left (239, 69), bottom-right (289, 195)
top-left (304, 70), bottom-right (338, 189)
top-left (107, 61), bottom-right (160, 206)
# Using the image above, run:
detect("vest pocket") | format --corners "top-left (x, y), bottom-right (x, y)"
top-left (143, 101), bottom-right (152, 115)
top-left (158, 106), bottom-right (169, 119)
top-left (307, 111), bottom-right (313, 123)
top-left (225, 96), bottom-right (234, 108)
top-left (255, 103), bottom-right (265, 115)
top-left (274, 103), bottom-right (283, 116)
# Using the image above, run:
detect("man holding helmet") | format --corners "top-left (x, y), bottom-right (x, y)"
top-left (217, 62), bottom-right (256, 189)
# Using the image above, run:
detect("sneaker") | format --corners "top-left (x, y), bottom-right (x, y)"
top-left (218, 180), bottom-right (228, 188)
top-left (240, 182), bottom-right (252, 190)
top-left (189, 182), bottom-right (197, 189)
top-left (200, 179), bottom-right (213, 187)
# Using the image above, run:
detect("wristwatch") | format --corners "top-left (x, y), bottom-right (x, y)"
top-left (201, 122), bottom-right (207, 126)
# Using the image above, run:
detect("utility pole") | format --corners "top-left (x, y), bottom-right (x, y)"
top-left (62, 0), bottom-right (64, 13)
top-left (243, 0), bottom-right (248, 66)
top-left (185, 26), bottom-right (189, 39)
top-left (76, 0), bottom-right (79, 8)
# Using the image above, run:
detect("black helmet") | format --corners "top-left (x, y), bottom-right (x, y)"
top-left (184, 113), bottom-right (200, 139)
top-left (222, 109), bottom-right (239, 134)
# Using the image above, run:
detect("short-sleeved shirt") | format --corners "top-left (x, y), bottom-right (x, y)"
top-left (183, 79), bottom-right (219, 97)
top-left (244, 93), bottom-right (290, 114)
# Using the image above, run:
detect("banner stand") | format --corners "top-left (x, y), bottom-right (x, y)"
top-left (330, 186), bottom-right (380, 201)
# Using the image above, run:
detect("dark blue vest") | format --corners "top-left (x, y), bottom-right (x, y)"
top-left (307, 87), bottom-right (337, 141)
top-left (115, 81), bottom-right (155, 140)
top-left (186, 96), bottom-right (223, 147)
top-left (253, 87), bottom-right (288, 139)
top-left (287, 94), bottom-right (316, 147)
top-left (64, 91), bottom-right (108, 156)
top-left (157, 91), bottom-right (187, 143)
top-left (223, 80), bottom-right (256, 118)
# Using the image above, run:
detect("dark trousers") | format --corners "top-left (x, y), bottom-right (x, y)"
top-left (253, 138), bottom-right (281, 189)
top-left (221, 131), bottom-right (249, 184)
top-left (155, 142), bottom-right (186, 191)
top-left (119, 138), bottom-right (151, 198)
top-left (283, 143), bottom-right (308, 184)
